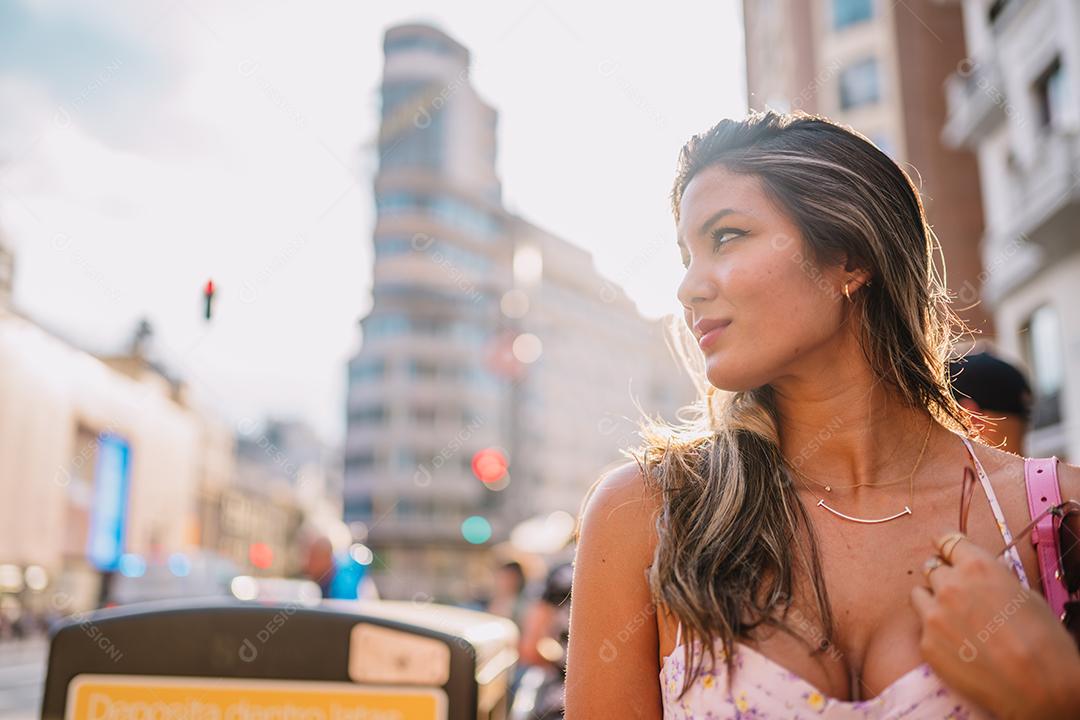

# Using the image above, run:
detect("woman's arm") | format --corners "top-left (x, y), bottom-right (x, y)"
top-left (564, 462), bottom-right (664, 719)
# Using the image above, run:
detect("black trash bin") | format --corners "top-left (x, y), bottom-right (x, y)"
top-left (41, 598), bottom-right (519, 720)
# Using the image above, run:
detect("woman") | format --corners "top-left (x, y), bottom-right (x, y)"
top-left (565, 111), bottom-right (1080, 718)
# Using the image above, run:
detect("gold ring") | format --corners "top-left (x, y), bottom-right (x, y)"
top-left (940, 533), bottom-right (967, 564)
top-left (923, 555), bottom-right (945, 580)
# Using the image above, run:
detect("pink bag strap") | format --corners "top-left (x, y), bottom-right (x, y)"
top-left (1024, 456), bottom-right (1071, 621)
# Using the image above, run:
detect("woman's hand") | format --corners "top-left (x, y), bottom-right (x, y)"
top-left (910, 532), bottom-right (1080, 719)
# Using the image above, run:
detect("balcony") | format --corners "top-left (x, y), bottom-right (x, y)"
top-left (1006, 130), bottom-right (1080, 252)
top-left (942, 59), bottom-right (1008, 149)
top-left (981, 130), bottom-right (1080, 304)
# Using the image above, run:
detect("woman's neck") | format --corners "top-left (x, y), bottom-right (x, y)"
top-left (771, 354), bottom-right (939, 498)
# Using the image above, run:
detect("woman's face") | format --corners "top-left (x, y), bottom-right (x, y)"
top-left (676, 165), bottom-right (854, 392)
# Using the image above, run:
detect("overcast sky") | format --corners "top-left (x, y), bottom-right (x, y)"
top-left (0, 0), bottom-right (747, 443)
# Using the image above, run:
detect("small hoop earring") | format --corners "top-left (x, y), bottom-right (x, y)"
top-left (842, 282), bottom-right (851, 301)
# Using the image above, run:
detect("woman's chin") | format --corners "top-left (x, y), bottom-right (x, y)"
top-left (705, 365), bottom-right (761, 394)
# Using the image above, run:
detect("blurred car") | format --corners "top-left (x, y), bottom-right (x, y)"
top-left (108, 551), bottom-right (240, 606)
top-left (228, 575), bottom-right (322, 606)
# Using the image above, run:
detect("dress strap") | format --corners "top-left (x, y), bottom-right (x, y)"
top-left (959, 435), bottom-right (1031, 589)
top-left (674, 619), bottom-right (682, 647)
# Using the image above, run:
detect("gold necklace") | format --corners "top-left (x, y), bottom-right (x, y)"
top-left (784, 423), bottom-right (915, 491)
top-left (786, 462), bottom-right (909, 492)
top-left (790, 418), bottom-right (933, 524)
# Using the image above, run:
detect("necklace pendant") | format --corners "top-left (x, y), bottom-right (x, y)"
top-left (825, 485), bottom-right (831, 492)
top-left (816, 499), bottom-right (913, 524)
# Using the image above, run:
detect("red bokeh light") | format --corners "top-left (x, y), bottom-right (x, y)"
top-left (248, 542), bottom-right (273, 569)
top-left (471, 448), bottom-right (508, 484)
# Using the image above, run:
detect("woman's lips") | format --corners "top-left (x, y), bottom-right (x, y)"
top-left (698, 321), bottom-right (731, 349)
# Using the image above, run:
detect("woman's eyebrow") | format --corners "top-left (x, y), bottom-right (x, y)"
top-left (700, 207), bottom-right (754, 234)
top-left (677, 207), bottom-right (754, 247)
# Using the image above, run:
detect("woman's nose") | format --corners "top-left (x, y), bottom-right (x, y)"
top-left (677, 263), bottom-right (717, 308)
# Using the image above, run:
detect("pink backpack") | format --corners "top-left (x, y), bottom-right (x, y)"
top-left (1024, 456), bottom-right (1072, 621)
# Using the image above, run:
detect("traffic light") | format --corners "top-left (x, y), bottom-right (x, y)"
top-left (203, 279), bottom-right (215, 321)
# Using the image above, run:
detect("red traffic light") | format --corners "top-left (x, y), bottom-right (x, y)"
top-left (203, 279), bottom-right (215, 320)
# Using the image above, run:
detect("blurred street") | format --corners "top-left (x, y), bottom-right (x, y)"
top-left (0, 638), bottom-right (46, 720)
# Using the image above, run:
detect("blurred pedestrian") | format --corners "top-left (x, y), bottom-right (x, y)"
top-left (485, 561), bottom-right (528, 629)
top-left (517, 562), bottom-right (571, 668)
top-left (508, 561), bottom-right (572, 720)
top-left (302, 536), bottom-right (377, 600)
top-left (949, 350), bottom-right (1033, 455)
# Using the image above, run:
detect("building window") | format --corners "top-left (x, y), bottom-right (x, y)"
top-left (375, 283), bottom-right (479, 306)
top-left (365, 313), bottom-right (409, 339)
top-left (344, 496), bottom-right (373, 520)
top-left (385, 34), bottom-right (454, 57)
top-left (375, 193), bottom-right (500, 240)
top-left (349, 358), bottom-right (385, 384)
top-left (839, 58), bottom-right (880, 110)
top-left (408, 359), bottom-right (439, 379)
top-left (988, 0), bottom-right (1012, 25)
top-left (373, 237), bottom-right (416, 261)
top-left (1034, 56), bottom-right (1066, 130)
top-left (346, 451), bottom-right (375, 469)
top-left (1022, 305), bottom-right (1064, 429)
top-left (468, 365), bottom-right (500, 389)
top-left (395, 447), bottom-right (417, 469)
top-left (379, 81), bottom-right (445, 171)
top-left (349, 405), bottom-right (386, 425)
top-left (833, 0), bottom-right (873, 29)
top-left (375, 236), bottom-right (493, 275)
top-left (409, 406), bottom-right (437, 425)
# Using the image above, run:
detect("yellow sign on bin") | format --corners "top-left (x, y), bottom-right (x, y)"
top-left (66, 674), bottom-right (448, 720)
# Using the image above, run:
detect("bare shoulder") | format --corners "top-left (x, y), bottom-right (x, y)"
top-left (570, 460), bottom-right (663, 598)
top-left (575, 460), bottom-right (663, 544)
top-left (966, 440), bottom-right (1080, 500)
top-left (565, 461), bottom-right (665, 719)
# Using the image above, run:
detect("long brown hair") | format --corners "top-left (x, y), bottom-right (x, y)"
top-left (624, 110), bottom-right (975, 699)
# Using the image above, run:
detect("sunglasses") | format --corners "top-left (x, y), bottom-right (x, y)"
top-left (960, 466), bottom-right (1080, 643)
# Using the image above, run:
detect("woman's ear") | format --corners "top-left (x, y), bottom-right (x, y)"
top-left (849, 269), bottom-right (873, 291)
top-left (841, 255), bottom-right (873, 289)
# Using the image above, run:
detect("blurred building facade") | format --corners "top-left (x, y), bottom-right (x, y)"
top-left (344, 24), bottom-right (695, 602)
top-left (230, 418), bottom-right (345, 574)
top-left (743, 0), bottom-right (992, 337)
top-left (0, 306), bottom-right (237, 613)
top-left (237, 419), bottom-right (344, 526)
top-left (943, 0), bottom-right (1080, 459)
top-left (0, 236), bottom-right (320, 616)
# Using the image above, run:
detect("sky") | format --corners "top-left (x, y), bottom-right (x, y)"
top-left (0, 0), bottom-right (747, 444)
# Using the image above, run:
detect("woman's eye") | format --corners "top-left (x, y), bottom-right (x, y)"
top-left (711, 227), bottom-right (746, 248)
top-left (680, 229), bottom-right (745, 268)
